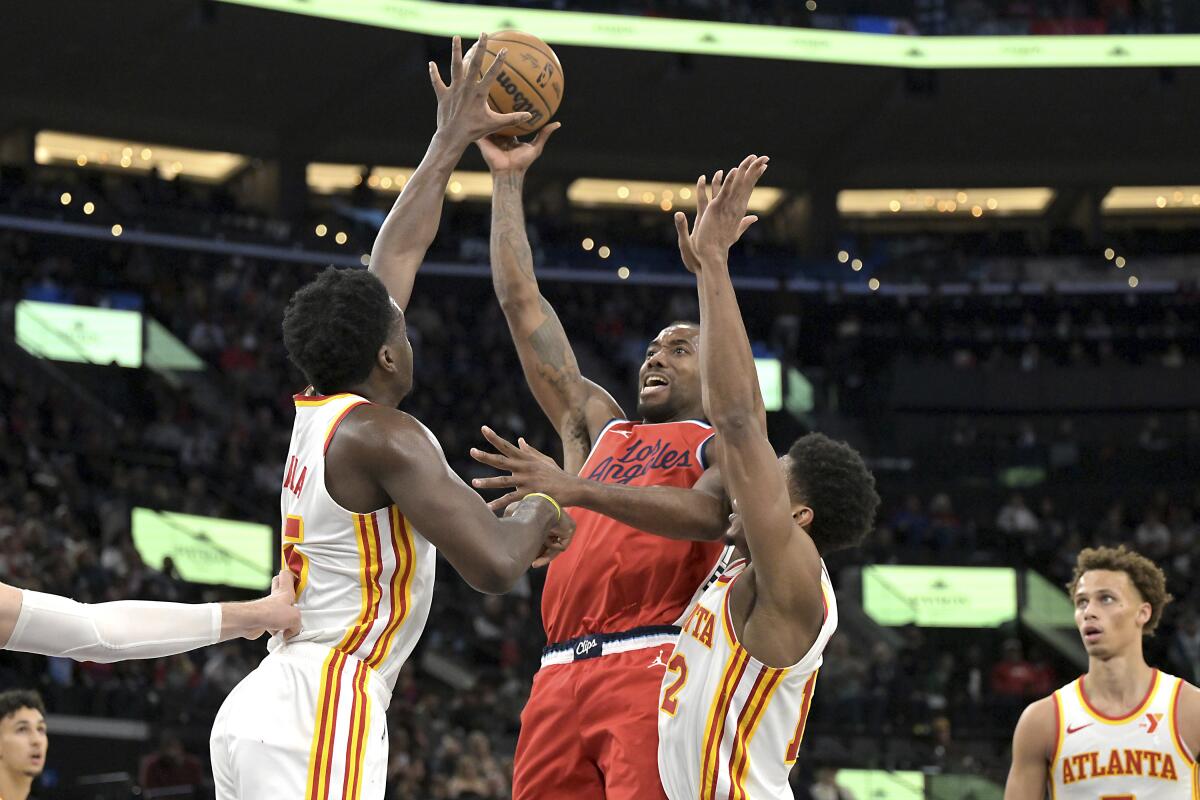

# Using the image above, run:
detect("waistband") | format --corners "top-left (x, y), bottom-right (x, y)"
top-left (266, 640), bottom-right (392, 709)
top-left (540, 625), bottom-right (681, 668)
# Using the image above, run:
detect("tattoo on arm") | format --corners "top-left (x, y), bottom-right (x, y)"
top-left (529, 298), bottom-right (569, 370)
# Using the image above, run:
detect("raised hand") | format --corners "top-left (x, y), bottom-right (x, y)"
top-left (674, 154), bottom-right (769, 272)
top-left (477, 121), bottom-right (562, 175)
top-left (430, 34), bottom-right (534, 150)
top-left (470, 426), bottom-right (583, 514)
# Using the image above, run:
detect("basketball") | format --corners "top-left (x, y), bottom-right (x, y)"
top-left (476, 30), bottom-right (564, 137)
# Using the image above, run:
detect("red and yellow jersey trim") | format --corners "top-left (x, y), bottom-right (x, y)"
top-left (305, 648), bottom-right (348, 800)
top-left (336, 513), bottom-right (385, 656)
top-left (322, 400), bottom-right (369, 455)
top-left (728, 665), bottom-right (787, 799)
top-left (294, 391), bottom-right (354, 407)
top-left (339, 660), bottom-right (370, 800)
top-left (1077, 669), bottom-right (1159, 725)
top-left (364, 507), bottom-right (416, 669)
top-left (1170, 677), bottom-right (1196, 766)
top-left (785, 670), bottom-right (819, 764)
top-left (700, 648), bottom-right (751, 800)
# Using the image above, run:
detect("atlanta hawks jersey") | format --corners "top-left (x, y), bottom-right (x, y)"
top-left (658, 558), bottom-right (837, 800)
top-left (540, 419), bottom-right (729, 644)
top-left (1050, 669), bottom-right (1197, 799)
top-left (274, 391), bottom-right (436, 692)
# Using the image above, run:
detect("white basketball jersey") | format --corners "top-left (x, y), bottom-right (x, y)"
top-left (1050, 669), bottom-right (1198, 799)
top-left (658, 558), bottom-right (837, 800)
top-left (273, 391), bottom-right (436, 693)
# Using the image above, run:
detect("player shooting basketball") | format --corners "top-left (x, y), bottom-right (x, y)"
top-left (646, 155), bottom-right (878, 798)
top-left (1005, 545), bottom-right (1199, 799)
top-left (472, 126), bottom-right (737, 798)
top-left (207, 35), bottom-right (575, 800)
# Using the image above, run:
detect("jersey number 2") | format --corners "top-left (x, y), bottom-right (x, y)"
top-left (283, 514), bottom-right (309, 598)
top-left (660, 653), bottom-right (689, 716)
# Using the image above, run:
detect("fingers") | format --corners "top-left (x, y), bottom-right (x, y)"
top-left (531, 121), bottom-right (562, 151)
top-left (480, 425), bottom-right (521, 456)
top-left (480, 45), bottom-right (508, 84)
top-left (736, 215), bottom-right (759, 238)
top-left (674, 211), bottom-right (695, 254)
top-left (471, 474), bottom-right (519, 490)
top-left (429, 62), bottom-right (448, 99)
top-left (487, 491), bottom-right (523, 514)
top-left (710, 170), bottom-right (724, 200)
top-left (516, 437), bottom-right (552, 462)
top-left (467, 33), bottom-right (492, 80)
top-left (450, 35), bottom-right (464, 82)
top-left (469, 448), bottom-right (511, 471)
top-left (490, 111), bottom-right (534, 130)
top-left (695, 175), bottom-right (708, 221)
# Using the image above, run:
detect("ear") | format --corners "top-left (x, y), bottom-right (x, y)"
top-left (377, 344), bottom-right (396, 373)
top-left (792, 505), bottom-right (813, 529)
top-left (1136, 601), bottom-right (1152, 629)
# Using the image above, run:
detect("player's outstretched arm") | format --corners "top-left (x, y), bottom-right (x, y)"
top-left (0, 569), bottom-right (300, 663)
top-left (478, 130), bottom-right (623, 472)
top-left (349, 406), bottom-right (574, 593)
top-left (368, 34), bottom-right (533, 310)
top-left (1004, 697), bottom-right (1056, 800)
top-left (469, 425), bottom-right (728, 541)
top-left (679, 155), bottom-right (824, 664)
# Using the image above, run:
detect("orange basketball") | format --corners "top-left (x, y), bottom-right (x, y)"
top-left (475, 31), bottom-right (564, 138)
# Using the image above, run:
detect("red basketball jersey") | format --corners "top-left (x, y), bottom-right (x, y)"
top-left (540, 419), bottom-right (729, 644)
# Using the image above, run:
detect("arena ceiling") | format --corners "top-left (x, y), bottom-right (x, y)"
top-left (4, 0), bottom-right (1200, 191)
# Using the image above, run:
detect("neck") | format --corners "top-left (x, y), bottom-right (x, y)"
top-left (0, 767), bottom-right (33, 800)
top-left (347, 379), bottom-right (404, 409)
top-left (1085, 649), bottom-right (1154, 706)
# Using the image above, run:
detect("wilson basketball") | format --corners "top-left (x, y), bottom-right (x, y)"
top-left (476, 31), bottom-right (564, 137)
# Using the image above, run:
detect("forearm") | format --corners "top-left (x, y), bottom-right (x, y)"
top-left (490, 171), bottom-right (541, 313)
top-left (6, 590), bottom-right (221, 663)
top-left (572, 480), bottom-right (727, 541)
top-left (696, 253), bottom-right (766, 428)
top-left (370, 133), bottom-right (466, 307)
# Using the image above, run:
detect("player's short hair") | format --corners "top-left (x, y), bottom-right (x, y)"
top-left (0, 690), bottom-right (45, 724)
top-left (283, 267), bottom-right (396, 394)
top-left (1068, 545), bottom-right (1173, 635)
top-left (785, 433), bottom-right (879, 555)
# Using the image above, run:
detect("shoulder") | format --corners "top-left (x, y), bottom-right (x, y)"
top-left (1175, 678), bottom-right (1200, 728)
top-left (334, 405), bottom-right (442, 466)
top-left (1013, 694), bottom-right (1060, 754)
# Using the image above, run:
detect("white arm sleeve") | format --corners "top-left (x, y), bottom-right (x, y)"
top-left (6, 590), bottom-right (222, 663)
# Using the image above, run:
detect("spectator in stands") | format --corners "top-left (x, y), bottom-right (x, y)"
top-left (0, 690), bottom-right (46, 800)
top-left (990, 638), bottom-right (1051, 702)
top-left (138, 729), bottom-right (204, 793)
top-left (1135, 508), bottom-right (1171, 559)
top-left (810, 767), bottom-right (857, 800)
top-left (1169, 613), bottom-right (1200, 685)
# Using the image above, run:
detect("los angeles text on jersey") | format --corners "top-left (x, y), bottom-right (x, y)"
top-left (1060, 748), bottom-right (1183, 783)
top-left (585, 437), bottom-right (694, 484)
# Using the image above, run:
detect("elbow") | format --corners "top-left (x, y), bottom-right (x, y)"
top-left (470, 554), bottom-right (522, 596)
top-left (497, 290), bottom-right (540, 317)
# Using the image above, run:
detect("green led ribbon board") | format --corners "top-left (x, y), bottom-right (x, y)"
top-left (132, 508), bottom-right (274, 590)
top-left (754, 358), bottom-right (782, 412)
top-left (863, 565), bottom-right (1017, 627)
top-left (16, 300), bottom-right (142, 368)
top-left (220, 0), bottom-right (1200, 68)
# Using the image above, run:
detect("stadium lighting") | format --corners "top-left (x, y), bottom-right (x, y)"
top-left (568, 178), bottom-right (784, 214)
top-left (839, 188), bottom-right (1053, 217)
top-left (307, 163), bottom-right (492, 199)
top-left (1102, 186), bottom-right (1200, 213)
top-left (37, 131), bottom-right (246, 182)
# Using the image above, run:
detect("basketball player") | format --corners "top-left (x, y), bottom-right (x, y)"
top-left (0, 571), bottom-right (298, 662)
top-left (0, 690), bottom-right (47, 800)
top-left (1005, 545), bottom-right (1199, 798)
top-left (206, 35), bottom-right (575, 800)
top-left (475, 131), bottom-right (737, 798)
top-left (655, 155), bottom-right (879, 799)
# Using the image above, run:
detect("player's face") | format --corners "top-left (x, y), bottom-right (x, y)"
top-left (636, 325), bottom-right (701, 423)
top-left (724, 457), bottom-right (808, 553)
top-left (1073, 570), bottom-right (1150, 658)
top-left (0, 708), bottom-right (48, 778)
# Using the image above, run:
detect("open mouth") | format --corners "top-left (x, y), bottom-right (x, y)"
top-left (1082, 625), bottom-right (1102, 642)
top-left (640, 373), bottom-right (670, 399)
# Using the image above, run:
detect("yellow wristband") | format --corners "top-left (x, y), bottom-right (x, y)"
top-left (525, 492), bottom-right (562, 523)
